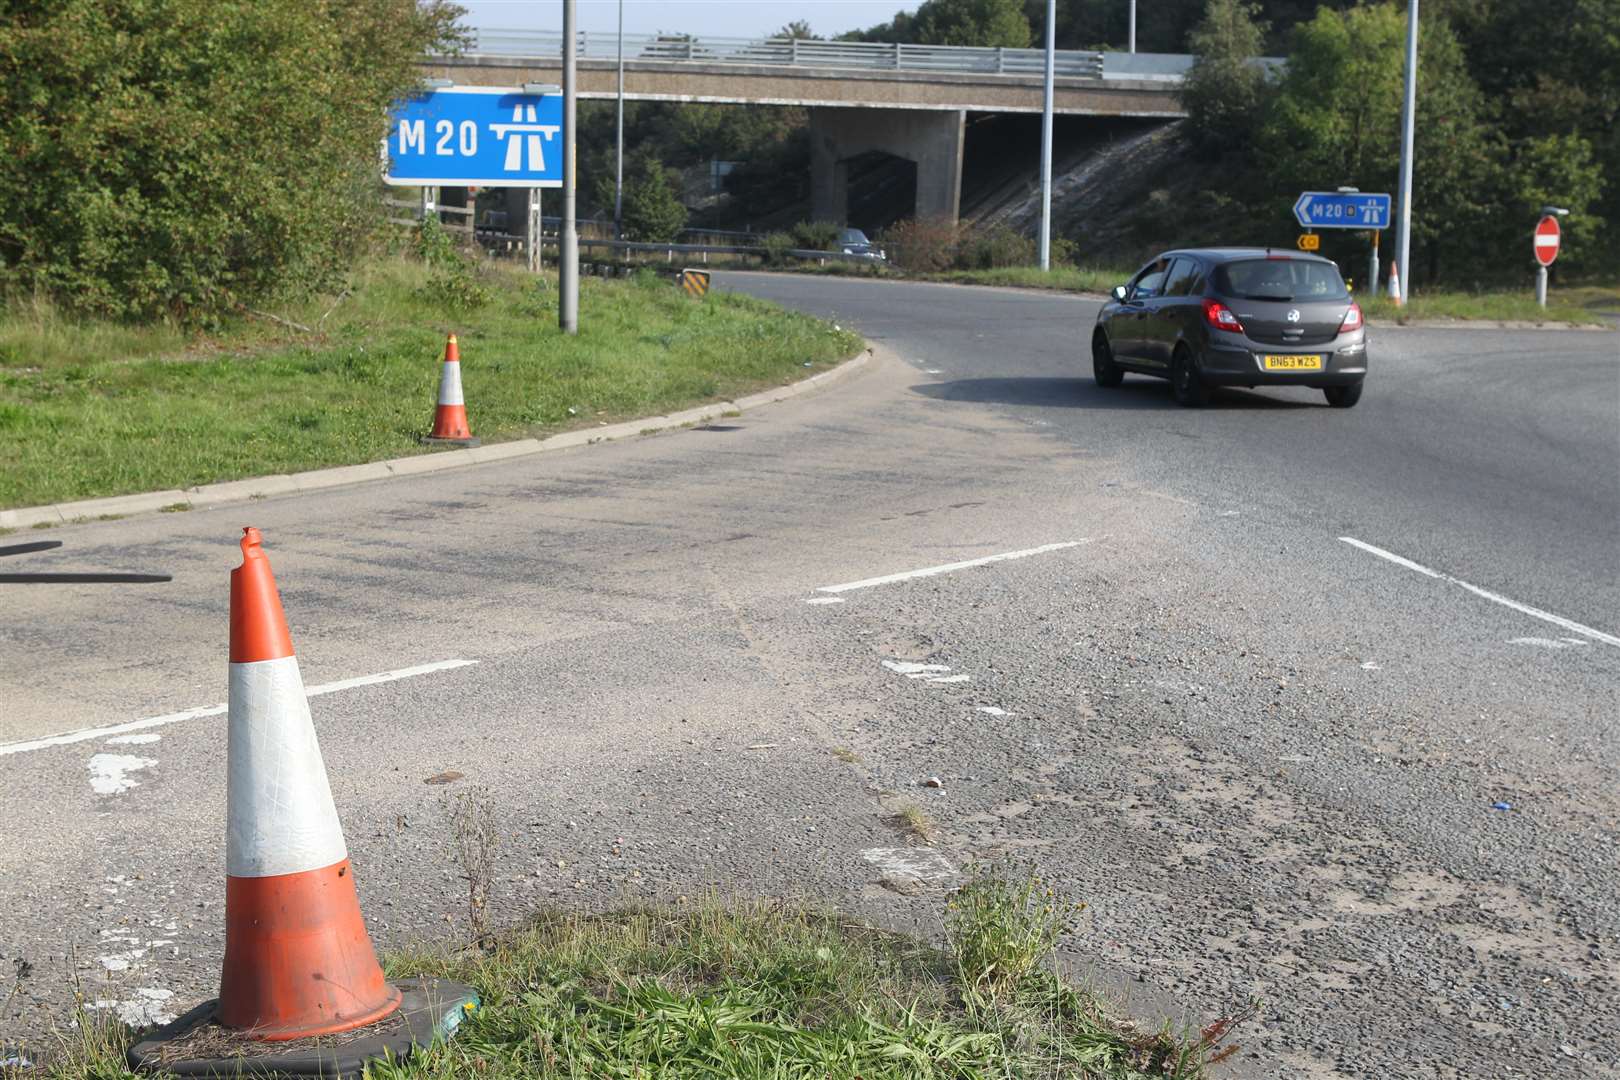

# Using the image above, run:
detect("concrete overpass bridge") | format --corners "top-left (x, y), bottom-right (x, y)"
top-left (422, 30), bottom-right (1194, 226)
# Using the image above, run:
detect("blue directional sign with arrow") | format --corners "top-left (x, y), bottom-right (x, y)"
top-left (1293, 191), bottom-right (1392, 230)
top-left (386, 87), bottom-right (562, 188)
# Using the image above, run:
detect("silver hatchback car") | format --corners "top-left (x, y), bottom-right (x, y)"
top-left (1092, 248), bottom-right (1368, 407)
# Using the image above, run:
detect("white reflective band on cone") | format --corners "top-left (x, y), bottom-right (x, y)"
top-left (437, 361), bottom-right (465, 407)
top-left (226, 655), bottom-right (347, 877)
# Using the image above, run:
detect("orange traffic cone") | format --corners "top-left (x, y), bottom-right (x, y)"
top-left (219, 527), bottom-right (399, 1038)
top-left (126, 529), bottom-right (479, 1073)
top-left (423, 334), bottom-right (479, 446)
top-left (1388, 260), bottom-right (1403, 306)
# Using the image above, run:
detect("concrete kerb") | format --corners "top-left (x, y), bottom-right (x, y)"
top-left (2, 351), bottom-right (872, 531)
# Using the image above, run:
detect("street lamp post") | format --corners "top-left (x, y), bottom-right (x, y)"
top-left (614, 0), bottom-right (624, 241)
top-left (1128, 0), bottom-right (1136, 53)
top-left (1038, 0), bottom-right (1055, 271)
top-left (1393, 0), bottom-right (1418, 305)
top-left (560, 0), bottom-right (579, 334)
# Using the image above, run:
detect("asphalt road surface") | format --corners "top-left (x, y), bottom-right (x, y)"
top-left (1, 272), bottom-right (1615, 1078)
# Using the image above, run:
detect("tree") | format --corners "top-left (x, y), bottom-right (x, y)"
top-left (1496, 134), bottom-right (1605, 274)
top-left (1180, 0), bottom-right (1271, 155)
top-left (0, 0), bottom-right (463, 321)
top-left (1258, 4), bottom-right (1496, 284)
top-left (846, 0), bottom-right (1030, 47)
top-left (620, 156), bottom-right (689, 242)
top-left (913, 0), bottom-right (1032, 47)
top-left (774, 20), bottom-right (817, 40)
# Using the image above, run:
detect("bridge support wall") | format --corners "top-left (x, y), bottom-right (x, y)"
top-left (810, 107), bottom-right (965, 226)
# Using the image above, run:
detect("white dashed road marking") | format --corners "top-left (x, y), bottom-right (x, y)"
top-left (818, 541), bottom-right (1088, 594)
top-left (1339, 537), bottom-right (1620, 648)
top-left (0, 659), bottom-right (479, 758)
top-left (1509, 637), bottom-right (1591, 650)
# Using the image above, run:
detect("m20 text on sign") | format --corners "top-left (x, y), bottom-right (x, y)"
top-left (385, 87), bottom-right (562, 188)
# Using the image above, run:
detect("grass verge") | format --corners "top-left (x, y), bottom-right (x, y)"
top-left (0, 259), bottom-right (862, 510)
top-left (12, 869), bottom-right (1248, 1079)
top-left (748, 260), bottom-right (1616, 328)
top-left (1357, 289), bottom-right (1606, 326)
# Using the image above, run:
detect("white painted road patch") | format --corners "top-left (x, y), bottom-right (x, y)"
top-left (88, 753), bottom-right (157, 795)
top-left (818, 541), bottom-right (1088, 594)
top-left (1339, 537), bottom-right (1620, 648)
top-left (803, 597), bottom-right (846, 605)
top-left (0, 658), bottom-right (480, 758)
top-left (881, 660), bottom-right (970, 684)
top-left (861, 847), bottom-right (957, 882)
top-left (106, 732), bottom-right (161, 745)
top-left (88, 987), bottom-right (175, 1028)
top-left (882, 661), bottom-right (951, 677)
top-left (975, 706), bottom-right (1009, 716)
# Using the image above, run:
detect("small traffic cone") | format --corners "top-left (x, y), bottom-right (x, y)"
top-left (126, 529), bottom-right (479, 1073)
top-left (422, 334), bottom-right (479, 447)
top-left (1388, 261), bottom-right (1403, 306)
top-left (220, 527), bottom-right (400, 1037)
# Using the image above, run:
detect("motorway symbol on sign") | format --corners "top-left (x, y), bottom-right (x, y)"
top-left (386, 87), bottom-right (562, 188)
top-left (1293, 191), bottom-right (1392, 230)
top-left (1296, 233), bottom-right (1320, 252)
top-left (1534, 216), bottom-right (1561, 267)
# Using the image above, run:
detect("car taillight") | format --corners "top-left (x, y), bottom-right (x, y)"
top-left (1202, 298), bottom-right (1244, 333)
top-left (1340, 301), bottom-right (1363, 332)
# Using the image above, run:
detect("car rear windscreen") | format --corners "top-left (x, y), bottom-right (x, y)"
top-left (1216, 259), bottom-right (1348, 302)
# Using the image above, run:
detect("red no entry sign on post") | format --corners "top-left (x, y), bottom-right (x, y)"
top-left (1534, 215), bottom-right (1561, 267)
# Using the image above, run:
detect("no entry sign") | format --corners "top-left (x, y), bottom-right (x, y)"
top-left (1534, 215), bottom-right (1561, 267)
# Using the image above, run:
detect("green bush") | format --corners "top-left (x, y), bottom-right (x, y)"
top-left (954, 225), bottom-right (1037, 269)
top-left (761, 232), bottom-right (796, 266)
top-left (620, 156), bottom-right (689, 242)
top-left (0, 0), bottom-right (462, 322)
top-left (881, 218), bottom-right (963, 272)
top-left (790, 220), bottom-right (842, 252)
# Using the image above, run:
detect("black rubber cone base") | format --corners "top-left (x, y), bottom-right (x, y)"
top-left (127, 977), bottom-right (478, 1078)
top-left (419, 435), bottom-right (480, 447)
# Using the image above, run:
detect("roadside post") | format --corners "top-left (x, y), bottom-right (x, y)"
top-left (1294, 190), bottom-right (1391, 293)
top-left (1534, 207), bottom-right (1566, 308)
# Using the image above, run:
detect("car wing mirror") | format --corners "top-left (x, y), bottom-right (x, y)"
top-left (1111, 285), bottom-right (1128, 301)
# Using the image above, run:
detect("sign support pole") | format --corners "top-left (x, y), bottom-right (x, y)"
top-left (1369, 230), bottom-right (1379, 296)
top-left (1536, 265), bottom-right (1548, 308)
top-left (527, 189), bottom-right (541, 274)
top-left (560, 0), bottom-right (579, 334)
top-left (1037, 0), bottom-right (1054, 271)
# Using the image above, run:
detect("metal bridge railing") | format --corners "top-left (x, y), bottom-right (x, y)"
top-left (459, 29), bottom-right (1109, 80)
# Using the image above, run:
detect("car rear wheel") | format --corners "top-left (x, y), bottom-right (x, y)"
top-left (1171, 348), bottom-right (1210, 407)
top-left (1324, 382), bottom-right (1364, 409)
top-left (1093, 332), bottom-right (1123, 388)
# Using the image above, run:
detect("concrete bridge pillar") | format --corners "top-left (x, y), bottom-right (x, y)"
top-left (809, 107), bottom-right (966, 225)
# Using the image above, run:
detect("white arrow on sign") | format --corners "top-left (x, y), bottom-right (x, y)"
top-left (1294, 193), bottom-right (1314, 223)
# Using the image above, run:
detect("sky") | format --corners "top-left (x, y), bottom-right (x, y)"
top-left (458, 1), bottom-right (911, 40)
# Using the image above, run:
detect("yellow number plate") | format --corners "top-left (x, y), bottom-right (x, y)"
top-left (1263, 354), bottom-right (1324, 371)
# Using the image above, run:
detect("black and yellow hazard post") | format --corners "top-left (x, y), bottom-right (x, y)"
top-left (677, 268), bottom-right (710, 298)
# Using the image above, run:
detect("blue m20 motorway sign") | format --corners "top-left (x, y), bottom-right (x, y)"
top-left (1293, 191), bottom-right (1392, 230)
top-left (385, 87), bottom-right (562, 188)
